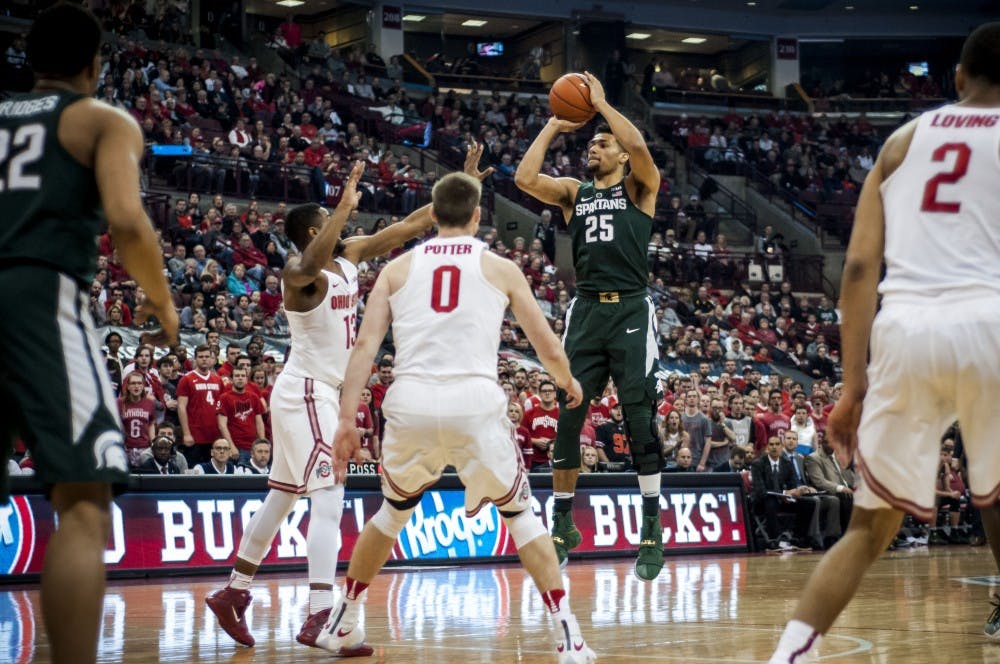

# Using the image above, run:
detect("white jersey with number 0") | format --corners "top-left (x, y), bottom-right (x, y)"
top-left (282, 256), bottom-right (359, 387)
top-left (879, 103), bottom-right (1000, 302)
top-left (389, 237), bottom-right (507, 382)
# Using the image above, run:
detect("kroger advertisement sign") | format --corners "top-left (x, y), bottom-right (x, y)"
top-left (0, 483), bottom-right (748, 579)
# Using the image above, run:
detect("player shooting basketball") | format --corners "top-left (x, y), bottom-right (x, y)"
top-left (515, 71), bottom-right (666, 580)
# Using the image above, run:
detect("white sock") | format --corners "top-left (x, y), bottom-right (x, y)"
top-left (770, 620), bottom-right (822, 663)
top-left (228, 570), bottom-right (253, 590)
top-left (553, 491), bottom-right (574, 500)
top-left (637, 473), bottom-right (661, 497)
top-left (309, 588), bottom-right (333, 614)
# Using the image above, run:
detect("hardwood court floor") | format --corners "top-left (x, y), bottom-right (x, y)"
top-left (7, 546), bottom-right (1000, 662)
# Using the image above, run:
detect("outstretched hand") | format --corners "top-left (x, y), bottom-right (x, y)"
top-left (332, 418), bottom-right (364, 483)
top-left (581, 71), bottom-right (606, 107)
top-left (136, 302), bottom-right (179, 348)
top-left (826, 392), bottom-right (863, 468)
top-left (464, 140), bottom-right (494, 181)
top-left (337, 160), bottom-right (365, 211)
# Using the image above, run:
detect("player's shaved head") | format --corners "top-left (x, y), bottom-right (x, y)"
top-left (960, 22), bottom-right (1000, 86)
top-left (27, 4), bottom-right (102, 79)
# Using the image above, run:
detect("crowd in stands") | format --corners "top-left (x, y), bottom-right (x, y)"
top-left (801, 67), bottom-right (945, 101)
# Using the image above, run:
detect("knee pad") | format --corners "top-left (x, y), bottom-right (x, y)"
top-left (622, 400), bottom-right (663, 475)
top-left (501, 509), bottom-right (548, 549)
top-left (370, 499), bottom-right (416, 539)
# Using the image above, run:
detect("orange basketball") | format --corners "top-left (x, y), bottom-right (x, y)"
top-left (549, 73), bottom-right (595, 123)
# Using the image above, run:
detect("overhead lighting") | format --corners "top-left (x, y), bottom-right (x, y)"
top-left (682, 37), bottom-right (707, 44)
top-left (627, 32), bottom-right (652, 40)
top-left (845, 4), bottom-right (854, 9)
top-left (909, 4), bottom-right (919, 8)
top-left (275, 0), bottom-right (304, 6)
top-left (461, 19), bottom-right (487, 27)
top-left (746, 1), bottom-right (757, 5)
top-left (403, 14), bottom-right (426, 22)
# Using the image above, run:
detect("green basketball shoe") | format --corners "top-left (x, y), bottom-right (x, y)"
top-left (551, 510), bottom-right (582, 568)
top-left (634, 515), bottom-right (664, 581)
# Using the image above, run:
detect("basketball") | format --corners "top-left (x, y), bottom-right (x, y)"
top-left (549, 73), bottom-right (595, 123)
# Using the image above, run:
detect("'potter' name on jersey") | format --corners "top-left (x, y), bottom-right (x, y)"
top-left (575, 197), bottom-right (628, 218)
top-left (423, 243), bottom-right (472, 255)
top-left (330, 293), bottom-right (359, 310)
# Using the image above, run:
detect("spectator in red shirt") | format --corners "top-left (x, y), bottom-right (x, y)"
top-left (259, 274), bottom-right (283, 315)
top-left (753, 388), bottom-right (791, 453)
top-left (118, 372), bottom-right (156, 469)
top-left (279, 14), bottom-right (302, 50)
top-left (218, 368), bottom-right (266, 464)
top-left (232, 233), bottom-right (267, 284)
top-left (524, 380), bottom-right (559, 472)
top-left (507, 401), bottom-right (532, 469)
top-left (104, 286), bottom-right (133, 325)
top-left (217, 343), bottom-right (241, 383)
top-left (359, 386), bottom-right (380, 460)
top-left (369, 358), bottom-right (394, 410)
top-left (177, 344), bottom-right (225, 464)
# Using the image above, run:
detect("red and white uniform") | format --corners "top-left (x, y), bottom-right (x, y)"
top-left (856, 104), bottom-right (1000, 520)
top-left (176, 370), bottom-right (223, 444)
top-left (380, 237), bottom-right (531, 515)
top-left (269, 258), bottom-right (358, 494)
top-left (118, 396), bottom-right (156, 467)
top-left (218, 388), bottom-right (264, 452)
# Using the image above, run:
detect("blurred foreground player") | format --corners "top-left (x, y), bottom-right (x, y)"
top-left (771, 23), bottom-right (1000, 662)
top-left (322, 171), bottom-right (596, 663)
top-left (0, 6), bottom-right (178, 663)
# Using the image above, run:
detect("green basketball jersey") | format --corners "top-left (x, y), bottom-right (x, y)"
top-left (567, 179), bottom-right (652, 295)
top-left (0, 91), bottom-right (103, 284)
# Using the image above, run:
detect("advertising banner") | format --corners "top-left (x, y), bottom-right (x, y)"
top-left (0, 480), bottom-right (748, 579)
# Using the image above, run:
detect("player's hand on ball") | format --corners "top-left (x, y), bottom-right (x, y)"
top-left (581, 72), bottom-right (606, 106)
top-left (546, 116), bottom-right (587, 134)
top-left (562, 377), bottom-right (584, 409)
top-left (464, 140), bottom-right (494, 181)
top-left (338, 160), bottom-right (365, 211)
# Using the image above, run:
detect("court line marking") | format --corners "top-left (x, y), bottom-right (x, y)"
top-left (374, 627), bottom-right (872, 662)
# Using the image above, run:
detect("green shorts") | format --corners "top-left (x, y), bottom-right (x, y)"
top-left (0, 265), bottom-right (129, 499)
top-left (562, 291), bottom-right (660, 404)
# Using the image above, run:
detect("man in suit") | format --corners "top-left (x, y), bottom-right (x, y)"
top-left (714, 446), bottom-right (747, 473)
top-left (136, 436), bottom-right (183, 475)
top-left (784, 430), bottom-right (842, 547)
top-left (751, 436), bottom-right (817, 548)
top-left (805, 431), bottom-right (856, 534)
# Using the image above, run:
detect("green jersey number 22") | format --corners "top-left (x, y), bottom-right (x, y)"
top-left (0, 123), bottom-right (45, 192)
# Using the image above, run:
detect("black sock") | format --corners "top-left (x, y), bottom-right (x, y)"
top-left (554, 496), bottom-right (574, 514)
top-left (642, 495), bottom-right (660, 518)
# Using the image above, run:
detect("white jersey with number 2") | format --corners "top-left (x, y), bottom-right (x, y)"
top-left (879, 104), bottom-right (1000, 302)
top-left (389, 237), bottom-right (507, 383)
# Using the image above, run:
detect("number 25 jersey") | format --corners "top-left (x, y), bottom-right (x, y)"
top-left (389, 237), bottom-right (507, 383)
top-left (880, 104), bottom-right (1000, 302)
top-left (0, 91), bottom-right (102, 284)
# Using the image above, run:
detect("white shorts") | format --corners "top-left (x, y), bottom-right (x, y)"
top-left (854, 298), bottom-right (1000, 519)
top-left (380, 378), bottom-right (531, 517)
top-left (267, 374), bottom-right (339, 495)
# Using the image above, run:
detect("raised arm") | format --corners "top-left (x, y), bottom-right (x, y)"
top-left (514, 118), bottom-right (583, 217)
top-left (281, 160), bottom-right (363, 288)
top-left (94, 107), bottom-right (178, 347)
top-left (582, 71), bottom-right (660, 212)
top-left (341, 204), bottom-right (433, 263)
top-left (485, 253), bottom-right (582, 407)
top-left (341, 141), bottom-right (496, 263)
top-left (332, 267), bottom-right (394, 477)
